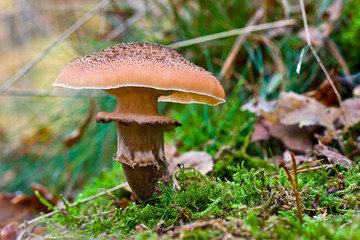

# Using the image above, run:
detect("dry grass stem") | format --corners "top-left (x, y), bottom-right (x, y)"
top-left (168, 19), bottom-right (296, 49)
top-left (299, 0), bottom-right (349, 152)
top-left (19, 182), bottom-right (128, 227)
top-left (249, 35), bottom-right (286, 90)
top-left (218, 8), bottom-right (264, 84)
top-left (103, 8), bottom-right (147, 42)
top-left (326, 39), bottom-right (351, 76)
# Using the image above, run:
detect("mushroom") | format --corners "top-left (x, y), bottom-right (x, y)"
top-left (53, 42), bottom-right (225, 202)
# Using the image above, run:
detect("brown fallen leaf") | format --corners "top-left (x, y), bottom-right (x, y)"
top-left (0, 222), bottom-right (18, 240)
top-left (314, 144), bottom-right (353, 168)
top-left (0, 183), bottom-right (59, 228)
top-left (243, 91), bottom-right (340, 139)
top-left (251, 118), bottom-right (271, 142)
top-left (339, 98), bottom-right (360, 131)
top-left (251, 118), bottom-right (313, 153)
top-left (283, 150), bottom-right (313, 165)
top-left (267, 122), bottom-right (313, 153)
top-left (165, 144), bottom-right (214, 175)
top-left (305, 65), bottom-right (340, 106)
top-left (0, 194), bottom-right (33, 228)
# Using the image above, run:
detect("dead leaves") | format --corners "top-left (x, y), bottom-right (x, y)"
top-left (251, 118), bottom-right (313, 152)
top-left (245, 90), bottom-right (360, 142)
top-left (0, 183), bottom-right (58, 230)
top-left (165, 143), bottom-right (214, 176)
top-left (244, 76), bottom-right (360, 169)
top-left (314, 144), bottom-right (353, 168)
top-left (0, 222), bottom-right (18, 240)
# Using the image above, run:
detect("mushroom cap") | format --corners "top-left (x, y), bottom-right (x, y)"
top-left (53, 42), bottom-right (225, 105)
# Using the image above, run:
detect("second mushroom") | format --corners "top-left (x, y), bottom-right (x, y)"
top-left (53, 42), bottom-right (225, 202)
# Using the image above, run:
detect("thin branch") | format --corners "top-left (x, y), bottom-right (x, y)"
top-left (0, 0), bottom-right (112, 94)
top-left (168, 19), bottom-right (296, 49)
top-left (218, 8), bottom-right (264, 83)
top-left (22, 182), bottom-right (128, 226)
top-left (299, 0), bottom-right (349, 153)
top-left (103, 8), bottom-right (147, 42)
top-left (298, 0), bottom-right (342, 105)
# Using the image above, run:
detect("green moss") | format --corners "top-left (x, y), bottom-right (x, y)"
top-left (42, 162), bottom-right (360, 239)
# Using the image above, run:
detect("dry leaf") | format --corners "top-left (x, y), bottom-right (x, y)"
top-left (242, 90), bottom-right (360, 142)
top-left (242, 92), bottom-right (355, 140)
top-left (0, 194), bottom-right (33, 228)
top-left (0, 183), bottom-right (59, 228)
top-left (339, 98), bottom-right (360, 131)
top-left (251, 118), bottom-right (313, 152)
top-left (165, 144), bottom-right (214, 175)
top-left (267, 122), bottom-right (313, 152)
top-left (304, 65), bottom-right (340, 106)
top-left (283, 150), bottom-right (313, 165)
top-left (314, 144), bottom-right (353, 168)
top-left (0, 222), bottom-right (18, 240)
top-left (251, 118), bottom-right (271, 142)
top-left (242, 98), bottom-right (277, 116)
top-left (245, 92), bottom-right (339, 138)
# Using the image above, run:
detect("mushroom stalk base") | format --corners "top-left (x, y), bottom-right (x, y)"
top-left (115, 122), bottom-right (172, 202)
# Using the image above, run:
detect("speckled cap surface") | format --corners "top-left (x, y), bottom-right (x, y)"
top-left (53, 42), bottom-right (225, 105)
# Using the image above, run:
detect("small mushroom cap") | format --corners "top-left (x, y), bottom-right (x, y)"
top-left (53, 42), bottom-right (225, 105)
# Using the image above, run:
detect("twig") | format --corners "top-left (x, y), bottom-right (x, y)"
top-left (168, 19), bottom-right (296, 49)
top-left (299, 0), bottom-right (348, 152)
top-left (298, 0), bottom-right (341, 105)
top-left (218, 8), bottom-right (264, 83)
top-left (20, 182), bottom-right (128, 226)
top-left (103, 8), bottom-right (147, 42)
top-left (326, 39), bottom-right (351, 76)
top-left (249, 35), bottom-right (286, 90)
top-left (0, 0), bottom-right (112, 94)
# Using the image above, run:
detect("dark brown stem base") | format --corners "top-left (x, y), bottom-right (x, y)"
top-left (113, 122), bottom-right (178, 202)
top-left (122, 160), bottom-right (172, 202)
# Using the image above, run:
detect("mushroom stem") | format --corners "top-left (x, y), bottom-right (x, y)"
top-left (115, 123), bottom-right (172, 202)
top-left (96, 87), bottom-right (180, 202)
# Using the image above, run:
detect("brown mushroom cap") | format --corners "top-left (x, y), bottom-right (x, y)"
top-left (53, 42), bottom-right (225, 105)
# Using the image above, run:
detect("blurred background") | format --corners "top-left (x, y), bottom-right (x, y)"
top-left (0, 0), bottom-right (359, 197)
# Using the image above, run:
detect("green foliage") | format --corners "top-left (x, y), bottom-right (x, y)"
top-left (167, 80), bottom-right (255, 156)
top-left (338, 0), bottom-right (360, 71)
